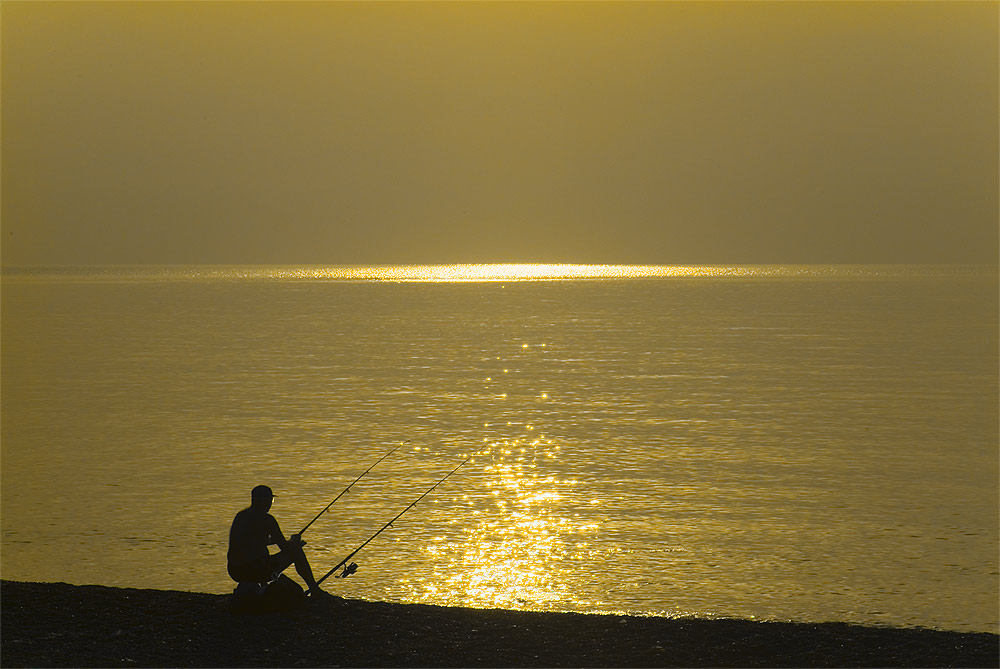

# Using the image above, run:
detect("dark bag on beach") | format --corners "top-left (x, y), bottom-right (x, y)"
top-left (262, 574), bottom-right (305, 608)
top-left (230, 574), bottom-right (304, 613)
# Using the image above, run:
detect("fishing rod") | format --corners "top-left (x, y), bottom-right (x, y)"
top-left (316, 448), bottom-right (484, 586)
top-left (297, 442), bottom-right (406, 537)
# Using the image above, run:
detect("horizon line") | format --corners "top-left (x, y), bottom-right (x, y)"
top-left (2, 263), bottom-right (994, 284)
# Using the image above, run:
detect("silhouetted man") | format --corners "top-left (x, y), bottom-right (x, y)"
top-left (228, 485), bottom-right (325, 596)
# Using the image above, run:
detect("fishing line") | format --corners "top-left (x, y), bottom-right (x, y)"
top-left (316, 447), bottom-right (485, 586)
top-left (298, 442), bottom-right (406, 537)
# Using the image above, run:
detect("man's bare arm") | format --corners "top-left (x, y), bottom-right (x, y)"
top-left (269, 515), bottom-right (304, 550)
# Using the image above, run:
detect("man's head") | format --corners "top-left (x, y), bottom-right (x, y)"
top-left (250, 484), bottom-right (274, 512)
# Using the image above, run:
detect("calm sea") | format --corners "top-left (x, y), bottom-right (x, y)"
top-left (1, 265), bottom-right (997, 632)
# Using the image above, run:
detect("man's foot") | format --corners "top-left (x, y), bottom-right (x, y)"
top-left (306, 587), bottom-right (333, 598)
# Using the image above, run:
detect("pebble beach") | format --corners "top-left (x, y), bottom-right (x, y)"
top-left (2, 580), bottom-right (996, 667)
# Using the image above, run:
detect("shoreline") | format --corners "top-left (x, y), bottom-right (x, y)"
top-left (2, 580), bottom-right (997, 667)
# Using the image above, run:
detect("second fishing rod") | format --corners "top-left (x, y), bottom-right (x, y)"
top-left (316, 447), bottom-right (484, 585)
top-left (297, 441), bottom-right (407, 538)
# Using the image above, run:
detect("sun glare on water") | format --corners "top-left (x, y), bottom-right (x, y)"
top-left (391, 264), bottom-right (666, 282)
top-left (302, 264), bottom-right (688, 282)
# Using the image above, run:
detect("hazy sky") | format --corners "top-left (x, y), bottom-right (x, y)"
top-left (2, 1), bottom-right (997, 266)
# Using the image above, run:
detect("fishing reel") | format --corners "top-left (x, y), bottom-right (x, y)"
top-left (337, 562), bottom-right (359, 578)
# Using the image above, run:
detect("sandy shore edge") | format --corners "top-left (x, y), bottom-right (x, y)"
top-left (2, 580), bottom-right (996, 667)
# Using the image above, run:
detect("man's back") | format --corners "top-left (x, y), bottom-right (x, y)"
top-left (227, 507), bottom-right (275, 568)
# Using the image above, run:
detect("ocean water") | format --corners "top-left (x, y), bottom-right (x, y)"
top-left (1, 264), bottom-right (997, 633)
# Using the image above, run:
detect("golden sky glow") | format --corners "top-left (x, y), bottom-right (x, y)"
top-left (1, 1), bottom-right (996, 265)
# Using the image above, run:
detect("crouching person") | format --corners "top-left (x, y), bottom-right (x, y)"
top-left (227, 484), bottom-right (327, 607)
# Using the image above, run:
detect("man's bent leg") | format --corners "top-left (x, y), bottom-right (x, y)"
top-left (270, 545), bottom-right (321, 594)
top-left (291, 544), bottom-right (321, 593)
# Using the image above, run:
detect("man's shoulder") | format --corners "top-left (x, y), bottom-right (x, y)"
top-left (232, 507), bottom-right (264, 524)
top-left (233, 508), bottom-right (277, 522)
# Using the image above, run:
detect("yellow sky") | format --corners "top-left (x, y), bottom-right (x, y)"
top-left (2, 1), bottom-right (997, 265)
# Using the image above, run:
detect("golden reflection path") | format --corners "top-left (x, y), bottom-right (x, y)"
top-left (399, 437), bottom-right (603, 612)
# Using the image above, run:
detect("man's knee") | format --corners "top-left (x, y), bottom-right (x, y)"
top-left (284, 543), bottom-right (307, 566)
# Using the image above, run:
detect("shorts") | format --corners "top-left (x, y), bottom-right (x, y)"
top-left (228, 551), bottom-right (296, 584)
